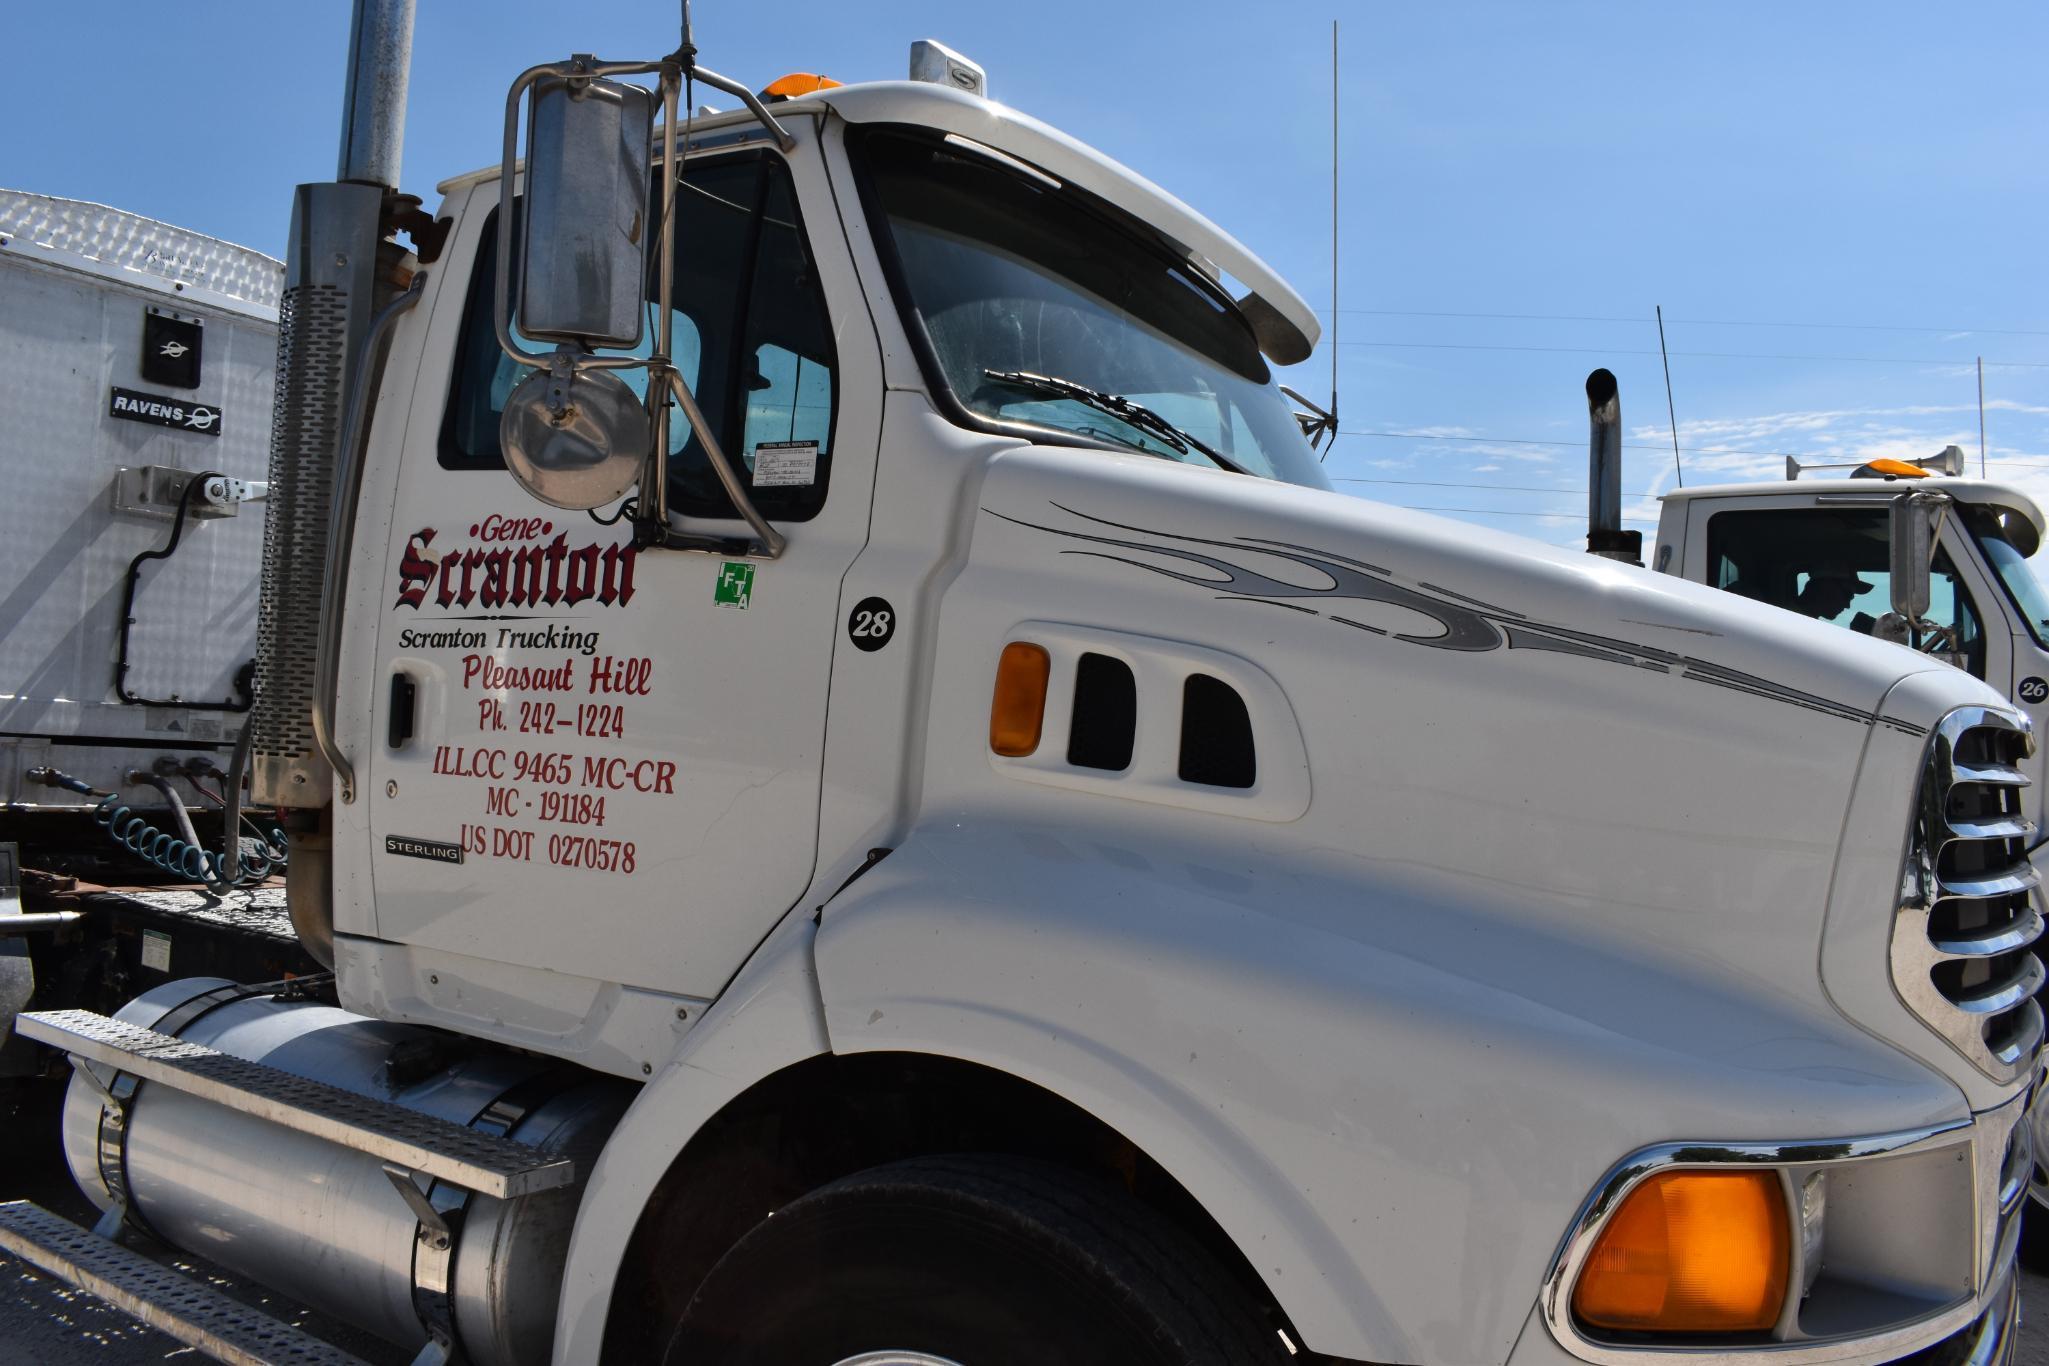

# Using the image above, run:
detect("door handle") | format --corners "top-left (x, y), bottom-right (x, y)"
top-left (388, 672), bottom-right (417, 750)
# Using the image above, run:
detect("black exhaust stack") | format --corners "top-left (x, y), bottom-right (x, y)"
top-left (1584, 369), bottom-right (1642, 564)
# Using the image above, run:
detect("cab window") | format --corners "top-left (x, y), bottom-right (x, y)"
top-left (440, 152), bottom-right (837, 522)
top-left (1706, 507), bottom-right (1985, 677)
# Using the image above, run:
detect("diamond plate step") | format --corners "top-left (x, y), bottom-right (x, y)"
top-left (15, 1009), bottom-right (574, 1198)
top-left (0, 1200), bottom-right (370, 1366)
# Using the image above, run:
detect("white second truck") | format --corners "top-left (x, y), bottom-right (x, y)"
top-left (0, 10), bottom-right (2041, 1366)
top-left (1649, 439), bottom-right (2049, 1265)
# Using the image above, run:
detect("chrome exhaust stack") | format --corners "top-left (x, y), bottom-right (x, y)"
top-left (250, 0), bottom-right (416, 962)
top-left (253, 0), bottom-right (414, 808)
top-left (251, 184), bottom-right (384, 810)
top-left (1584, 368), bottom-right (1642, 565)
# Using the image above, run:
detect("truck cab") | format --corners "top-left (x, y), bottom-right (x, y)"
top-left (5, 29), bottom-right (2042, 1366)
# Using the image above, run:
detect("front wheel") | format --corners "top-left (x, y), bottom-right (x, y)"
top-left (662, 1155), bottom-right (1285, 1366)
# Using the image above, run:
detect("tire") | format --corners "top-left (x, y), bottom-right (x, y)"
top-left (661, 1154), bottom-right (1285, 1366)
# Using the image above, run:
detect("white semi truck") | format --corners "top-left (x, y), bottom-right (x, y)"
top-left (0, 9), bottom-right (2041, 1366)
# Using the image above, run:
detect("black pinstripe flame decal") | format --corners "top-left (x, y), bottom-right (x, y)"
top-left (985, 501), bottom-right (1928, 735)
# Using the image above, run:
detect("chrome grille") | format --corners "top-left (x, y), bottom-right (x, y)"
top-left (1893, 707), bottom-right (2046, 1082)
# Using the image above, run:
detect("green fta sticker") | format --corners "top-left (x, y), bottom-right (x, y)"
top-left (714, 561), bottom-right (755, 609)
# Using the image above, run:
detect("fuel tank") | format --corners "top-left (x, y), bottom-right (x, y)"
top-left (61, 977), bottom-right (632, 1366)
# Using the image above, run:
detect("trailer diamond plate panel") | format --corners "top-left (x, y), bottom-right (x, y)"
top-left (15, 1010), bottom-right (575, 1198)
top-left (0, 1200), bottom-right (370, 1366)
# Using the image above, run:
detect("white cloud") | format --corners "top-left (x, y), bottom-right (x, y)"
top-left (1629, 401), bottom-right (2049, 453)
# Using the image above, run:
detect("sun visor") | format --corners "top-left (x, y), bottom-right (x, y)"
top-left (820, 83), bottom-right (1321, 366)
top-left (1985, 500), bottom-right (2043, 558)
top-left (1237, 293), bottom-right (1314, 367)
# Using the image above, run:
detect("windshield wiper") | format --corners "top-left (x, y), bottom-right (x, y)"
top-left (981, 369), bottom-right (1248, 476)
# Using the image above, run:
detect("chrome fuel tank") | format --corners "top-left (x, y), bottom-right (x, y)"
top-left (61, 977), bottom-right (631, 1366)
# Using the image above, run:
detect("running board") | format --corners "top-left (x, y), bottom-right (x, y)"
top-left (15, 1008), bottom-right (574, 1198)
top-left (0, 1200), bottom-right (372, 1366)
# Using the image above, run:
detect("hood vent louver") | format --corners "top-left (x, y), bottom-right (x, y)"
top-left (1893, 707), bottom-right (2046, 1082)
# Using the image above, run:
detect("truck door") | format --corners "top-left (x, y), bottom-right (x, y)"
top-left (359, 129), bottom-right (881, 1001)
top-left (1690, 499), bottom-right (2009, 686)
top-left (1951, 509), bottom-right (2049, 845)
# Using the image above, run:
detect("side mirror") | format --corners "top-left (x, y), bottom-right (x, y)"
top-left (1889, 491), bottom-right (1940, 622)
top-left (516, 73), bottom-right (655, 346)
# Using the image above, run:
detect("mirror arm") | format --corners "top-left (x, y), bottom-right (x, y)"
top-left (643, 67), bottom-right (680, 530)
top-left (655, 368), bottom-right (786, 560)
top-left (683, 64), bottom-right (798, 153)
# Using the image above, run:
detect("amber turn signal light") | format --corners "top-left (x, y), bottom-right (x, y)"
top-left (989, 642), bottom-right (1051, 757)
top-left (1573, 1171), bottom-right (1789, 1334)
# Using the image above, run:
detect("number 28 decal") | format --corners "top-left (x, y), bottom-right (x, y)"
top-left (848, 596), bottom-right (897, 652)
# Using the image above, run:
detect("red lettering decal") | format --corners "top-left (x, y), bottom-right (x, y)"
top-left (436, 550), bottom-right (462, 608)
top-left (544, 535), bottom-right (568, 605)
top-left (457, 548), bottom-right (483, 607)
top-left (563, 544), bottom-right (600, 605)
top-left (511, 544), bottom-right (547, 608)
top-left (395, 529), bottom-right (438, 609)
top-left (480, 547), bottom-right (511, 608)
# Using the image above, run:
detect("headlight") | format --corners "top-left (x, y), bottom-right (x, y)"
top-left (1571, 1171), bottom-right (1789, 1332)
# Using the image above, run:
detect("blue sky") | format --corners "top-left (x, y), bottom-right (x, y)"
top-left (7, 1), bottom-right (2045, 547)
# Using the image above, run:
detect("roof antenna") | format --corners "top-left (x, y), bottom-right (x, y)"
top-left (1283, 20), bottom-right (1340, 457)
top-left (1326, 18), bottom-right (1339, 458)
top-left (1655, 304), bottom-right (1683, 488)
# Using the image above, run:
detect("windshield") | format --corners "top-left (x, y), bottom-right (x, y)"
top-left (1969, 509), bottom-right (2049, 649)
top-left (851, 127), bottom-right (1331, 492)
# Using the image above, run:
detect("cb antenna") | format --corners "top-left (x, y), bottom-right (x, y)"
top-left (1285, 21), bottom-right (1342, 457)
top-left (1656, 304), bottom-right (1683, 488)
top-left (1328, 17), bottom-right (1339, 458)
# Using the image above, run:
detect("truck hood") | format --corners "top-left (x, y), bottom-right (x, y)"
top-left (982, 447), bottom-right (1987, 736)
top-left (941, 443), bottom-right (2011, 1082)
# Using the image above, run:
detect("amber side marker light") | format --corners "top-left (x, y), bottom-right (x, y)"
top-left (1573, 1171), bottom-right (1789, 1334)
top-left (989, 642), bottom-right (1051, 757)
top-left (1863, 458), bottom-right (1931, 478)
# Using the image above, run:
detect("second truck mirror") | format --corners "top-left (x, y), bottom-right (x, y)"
top-left (1889, 493), bottom-right (1937, 622)
top-left (518, 75), bottom-right (655, 347)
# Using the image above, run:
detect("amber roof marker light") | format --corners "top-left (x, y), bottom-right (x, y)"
top-left (989, 642), bottom-right (1051, 757)
top-left (759, 73), bottom-right (842, 101)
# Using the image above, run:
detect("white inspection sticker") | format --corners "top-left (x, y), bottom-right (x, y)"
top-left (140, 929), bottom-right (172, 973)
top-left (752, 440), bottom-right (818, 487)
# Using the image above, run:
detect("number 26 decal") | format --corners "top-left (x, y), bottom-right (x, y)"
top-left (848, 596), bottom-right (897, 652)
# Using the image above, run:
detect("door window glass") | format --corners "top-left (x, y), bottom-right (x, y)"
top-left (439, 153), bottom-right (837, 523)
top-left (1706, 507), bottom-right (1985, 677)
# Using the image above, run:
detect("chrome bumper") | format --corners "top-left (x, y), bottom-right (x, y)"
top-left (1891, 1267), bottom-right (2019, 1366)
